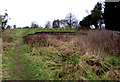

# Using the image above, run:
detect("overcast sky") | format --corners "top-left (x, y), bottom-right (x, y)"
top-left (0, 0), bottom-right (105, 27)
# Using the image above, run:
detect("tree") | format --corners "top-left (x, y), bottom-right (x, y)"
top-left (104, 1), bottom-right (120, 31)
top-left (91, 2), bottom-right (103, 29)
top-left (1, 10), bottom-right (10, 29)
top-left (13, 25), bottom-right (16, 29)
top-left (80, 2), bottom-right (103, 29)
top-left (6, 25), bottom-right (11, 29)
top-left (52, 19), bottom-right (60, 28)
top-left (31, 21), bottom-right (39, 28)
top-left (79, 15), bottom-right (92, 29)
top-left (45, 21), bottom-right (51, 28)
top-left (23, 26), bottom-right (29, 28)
top-left (65, 13), bottom-right (78, 28)
top-left (59, 20), bottom-right (68, 28)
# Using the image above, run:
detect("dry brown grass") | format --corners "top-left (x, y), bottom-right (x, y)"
top-left (2, 34), bottom-right (14, 43)
top-left (0, 38), bottom-right (2, 54)
top-left (79, 30), bottom-right (120, 56)
top-left (23, 29), bottom-right (120, 57)
top-left (22, 30), bottom-right (120, 80)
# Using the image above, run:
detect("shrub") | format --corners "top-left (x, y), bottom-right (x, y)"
top-left (78, 30), bottom-right (120, 56)
top-left (23, 30), bottom-right (120, 56)
top-left (23, 34), bottom-right (50, 47)
top-left (23, 33), bottom-right (76, 47)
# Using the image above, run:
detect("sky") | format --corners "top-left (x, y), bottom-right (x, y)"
top-left (0, 0), bottom-right (105, 27)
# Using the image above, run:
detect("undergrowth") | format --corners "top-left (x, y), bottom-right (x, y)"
top-left (2, 28), bottom-right (120, 80)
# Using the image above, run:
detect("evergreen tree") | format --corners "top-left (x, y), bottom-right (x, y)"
top-left (91, 2), bottom-right (103, 29)
top-left (80, 2), bottom-right (103, 29)
top-left (52, 19), bottom-right (60, 28)
top-left (104, 1), bottom-right (120, 31)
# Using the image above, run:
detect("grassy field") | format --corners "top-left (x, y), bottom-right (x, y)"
top-left (2, 28), bottom-right (120, 80)
top-left (0, 37), bottom-right (2, 81)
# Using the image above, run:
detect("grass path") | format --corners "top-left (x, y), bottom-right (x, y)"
top-left (2, 32), bottom-right (51, 80)
top-left (2, 30), bottom-right (40, 80)
top-left (12, 44), bottom-right (32, 80)
top-left (8, 35), bottom-right (43, 80)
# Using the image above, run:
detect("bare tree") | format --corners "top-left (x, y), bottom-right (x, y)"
top-left (65, 13), bottom-right (78, 28)
top-left (1, 10), bottom-right (10, 29)
top-left (59, 19), bottom-right (68, 28)
top-left (31, 21), bottom-right (39, 28)
top-left (45, 21), bottom-right (51, 28)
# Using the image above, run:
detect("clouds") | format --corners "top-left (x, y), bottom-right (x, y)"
top-left (0, 0), bottom-right (105, 27)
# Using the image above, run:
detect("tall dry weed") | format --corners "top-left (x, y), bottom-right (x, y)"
top-left (23, 30), bottom-right (120, 56)
top-left (78, 30), bottom-right (120, 56)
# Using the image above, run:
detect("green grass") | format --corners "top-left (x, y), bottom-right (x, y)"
top-left (106, 57), bottom-right (120, 66)
top-left (2, 45), bottom-right (17, 80)
top-left (2, 28), bottom-right (120, 80)
top-left (70, 56), bottom-right (79, 64)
